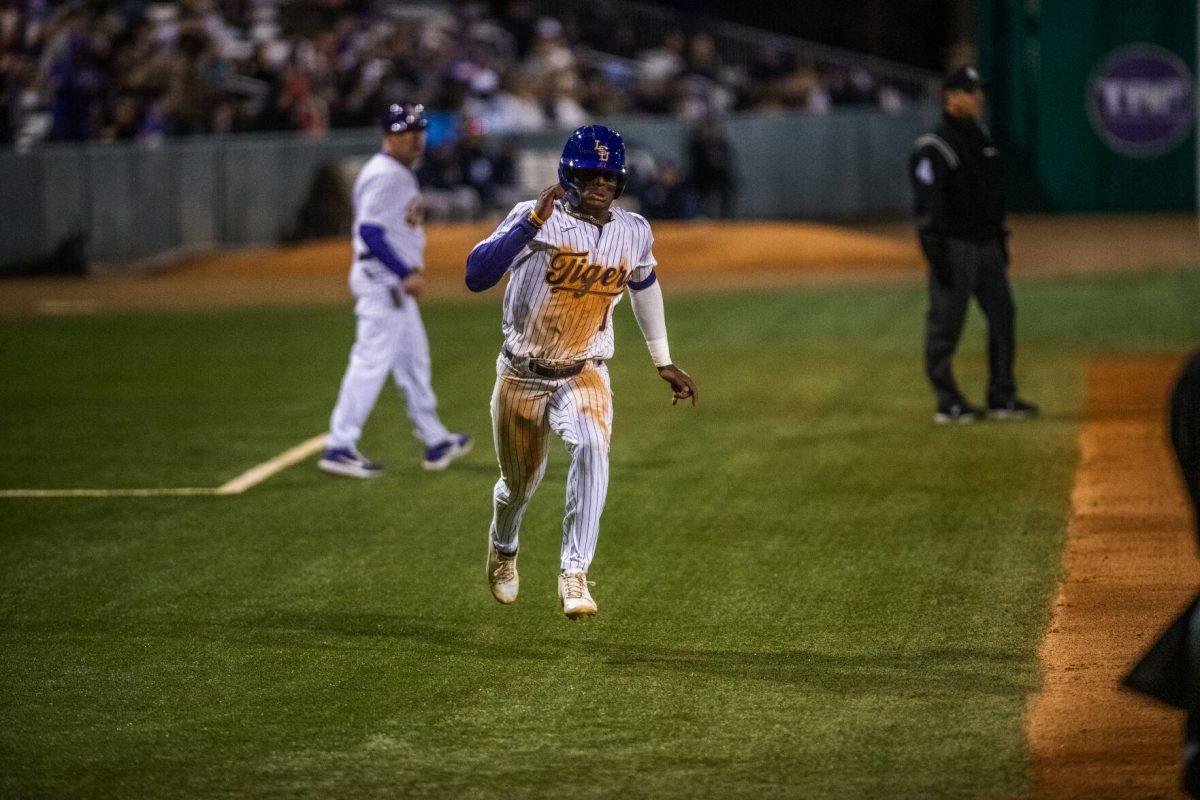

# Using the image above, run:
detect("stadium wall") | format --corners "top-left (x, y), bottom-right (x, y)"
top-left (978, 0), bottom-right (1197, 211)
top-left (0, 107), bottom-right (937, 272)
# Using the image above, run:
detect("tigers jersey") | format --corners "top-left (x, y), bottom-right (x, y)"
top-left (481, 199), bottom-right (656, 363)
top-left (349, 152), bottom-right (425, 293)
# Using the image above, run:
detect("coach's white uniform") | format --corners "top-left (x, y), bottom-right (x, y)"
top-left (327, 153), bottom-right (452, 451)
top-left (483, 199), bottom-right (656, 572)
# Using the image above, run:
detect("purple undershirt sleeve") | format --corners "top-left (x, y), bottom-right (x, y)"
top-left (465, 217), bottom-right (540, 292)
top-left (359, 223), bottom-right (411, 279)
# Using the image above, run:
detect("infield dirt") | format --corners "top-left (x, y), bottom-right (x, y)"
top-left (1, 213), bottom-right (1195, 315)
top-left (1027, 356), bottom-right (1196, 800)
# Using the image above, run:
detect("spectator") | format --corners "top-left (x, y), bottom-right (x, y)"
top-left (524, 17), bottom-right (574, 81)
top-left (489, 133), bottom-right (524, 211)
top-left (456, 117), bottom-right (498, 204)
top-left (417, 136), bottom-right (479, 221)
top-left (161, 21), bottom-right (214, 136)
top-left (461, 68), bottom-right (543, 133)
top-left (0, 0), bottom-right (923, 149)
top-left (417, 140), bottom-right (462, 191)
top-left (633, 75), bottom-right (673, 115)
top-left (256, 67), bottom-right (300, 131)
top-left (748, 46), bottom-right (794, 89)
top-left (830, 67), bottom-right (878, 107)
top-left (491, 134), bottom-right (521, 188)
top-left (539, 70), bottom-right (586, 128)
top-left (609, 22), bottom-right (638, 60)
top-left (685, 33), bottom-right (721, 82)
top-left (0, 48), bottom-right (27, 144)
top-left (777, 64), bottom-right (831, 113)
top-left (687, 115), bottom-right (736, 219)
top-left (639, 28), bottom-right (685, 83)
top-left (579, 66), bottom-right (625, 116)
top-left (98, 94), bottom-right (142, 141)
top-left (137, 96), bottom-right (169, 141)
top-left (638, 159), bottom-right (697, 220)
top-left (47, 27), bottom-right (105, 142)
top-left (498, 0), bottom-right (537, 60)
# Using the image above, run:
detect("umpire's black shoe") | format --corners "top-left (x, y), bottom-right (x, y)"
top-left (934, 400), bottom-right (981, 425)
top-left (988, 397), bottom-right (1039, 421)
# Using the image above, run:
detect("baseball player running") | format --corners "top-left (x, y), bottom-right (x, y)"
top-left (319, 102), bottom-right (471, 478)
top-left (465, 125), bottom-right (697, 619)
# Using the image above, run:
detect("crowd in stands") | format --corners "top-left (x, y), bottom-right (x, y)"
top-left (413, 110), bottom-right (737, 222)
top-left (1, 0), bottom-right (919, 221)
top-left (0, 0), bottom-right (916, 147)
top-left (416, 118), bottom-right (526, 220)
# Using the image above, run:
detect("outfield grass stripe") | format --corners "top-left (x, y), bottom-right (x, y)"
top-left (214, 433), bottom-right (328, 495)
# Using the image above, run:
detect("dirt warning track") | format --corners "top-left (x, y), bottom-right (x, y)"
top-left (0, 221), bottom-right (924, 316)
top-left (2, 214), bottom-right (1195, 316)
top-left (1027, 357), bottom-right (1196, 799)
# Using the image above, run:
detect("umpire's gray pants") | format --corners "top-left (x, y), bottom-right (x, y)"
top-left (924, 238), bottom-right (1017, 407)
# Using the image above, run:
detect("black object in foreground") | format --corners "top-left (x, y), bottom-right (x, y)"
top-left (1122, 350), bottom-right (1200, 797)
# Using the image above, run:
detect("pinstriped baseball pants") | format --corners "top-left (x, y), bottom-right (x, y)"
top-left (489, 354), bottom-right (613, 572)
top-left (327, 291), bottom-right (452, 451)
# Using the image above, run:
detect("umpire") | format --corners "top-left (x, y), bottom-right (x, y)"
top-left (911, 65), bottom-right (1037, 424)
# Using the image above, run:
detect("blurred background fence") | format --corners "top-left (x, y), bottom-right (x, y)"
top-left (0, 106), bottom-right (936, 269)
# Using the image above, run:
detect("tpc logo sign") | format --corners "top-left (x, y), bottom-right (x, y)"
top-left (1089, 44), bottom-right (1195, 158)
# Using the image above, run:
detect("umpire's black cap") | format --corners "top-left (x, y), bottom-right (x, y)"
top-left (942, 65), bottom-right (983, 92)
top-left (382, 102), bottom-right (428, 134)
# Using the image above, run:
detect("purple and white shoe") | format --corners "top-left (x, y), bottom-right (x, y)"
top-left (422, 434), bottom-right (473, 471)
top-left (318, 448), bottom-right (383, 479)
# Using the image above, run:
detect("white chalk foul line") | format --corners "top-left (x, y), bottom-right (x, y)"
top-left (0, 487), bottom-right (218, 498)
top-left (0, 433), bottom-right (327, 499)
top-left (214, 433), bottom-right (328, 495)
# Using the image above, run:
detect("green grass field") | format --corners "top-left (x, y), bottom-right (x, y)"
top-left (2, 269), bottom-right (1197, 799)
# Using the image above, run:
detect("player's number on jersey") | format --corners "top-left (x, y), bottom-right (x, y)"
top-left (599, 305), bottom-right (610, 332)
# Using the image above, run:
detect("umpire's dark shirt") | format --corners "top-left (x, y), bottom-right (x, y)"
top-left (910, 114), bottom-right (1006, 266)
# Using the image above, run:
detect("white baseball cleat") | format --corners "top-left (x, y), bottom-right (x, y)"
top-left (486, 539), bottom-right (519, 604)
top-left (558, 569), bottom-right (597, 620)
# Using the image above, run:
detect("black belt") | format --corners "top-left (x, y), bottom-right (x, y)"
top-left (502, 347), bottom-right (599, 379)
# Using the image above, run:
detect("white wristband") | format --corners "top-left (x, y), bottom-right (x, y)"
top-left (646, 337), bottom-right (672, 368)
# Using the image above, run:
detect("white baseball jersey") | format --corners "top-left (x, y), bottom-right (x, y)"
top-left (326, 151), bottom-right (453, 454)
top-left (349, 152), bottom-right (425, 293)
top-left (481, 199), bottom-right (656, 363)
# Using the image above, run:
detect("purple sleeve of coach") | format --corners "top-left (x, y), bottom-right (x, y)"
top-left (465, 217), bottom-right (540, 293)
top-left (359, 223), bottom-right (411, 279)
